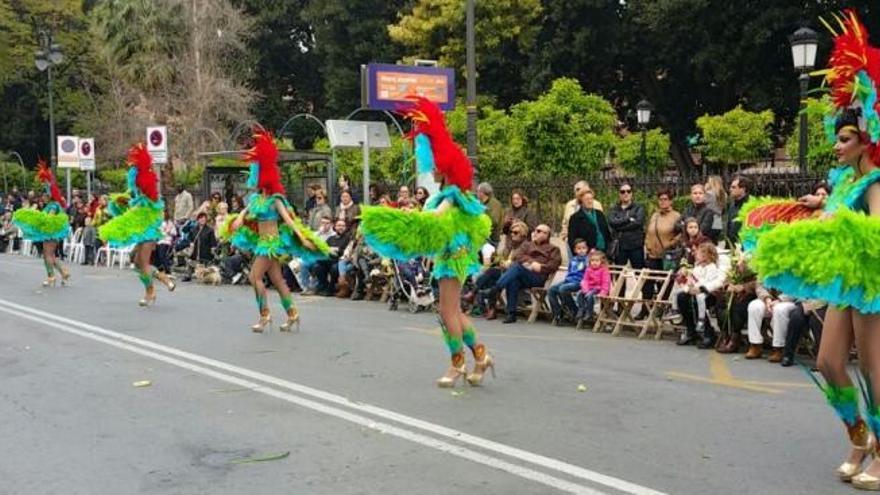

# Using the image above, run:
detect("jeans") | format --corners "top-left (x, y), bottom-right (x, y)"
top-left (474, 267), bottom-right (503, 309)
top-left (298, 259), bottom-right (318, 290)
top-left (156, 243), bottom-right (173, 273)
top-left (548, 281), bottom-right (580, 318)
top-left (576, 289), bottom-right (600, 319)
top-left (614, 246), bottom-right (645, 269)
top-left (495, 264), bottom-right (545, 316)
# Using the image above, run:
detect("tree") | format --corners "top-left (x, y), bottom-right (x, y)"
top-left (508, 78), bottom-right (616, 177)
top-left (696, 106), bottom-right (773, 166)
top-left (786, 96), bottom-right (836, 173)
top-left (388, 0), bottom-right (542, 107)
top-left (446, 100), bottom-right (517, 180)
top-left (614, 129), bottom-right (671, 173)
top-left (302, 0), bottom-right (407, 118)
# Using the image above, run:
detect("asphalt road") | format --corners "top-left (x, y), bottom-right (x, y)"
top-left (0, 255), bottom-right (860, 495)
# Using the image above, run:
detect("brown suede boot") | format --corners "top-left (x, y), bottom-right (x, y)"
top-left (335, 276), bottom-right (351, 298)
top-left (745, 344), bottom-right (763, 359)
top-left (767, 347), bottom-right (784, 363)
top-left (718, 333), bottom-right (741, 354)
top-left (484, 306), bottom-right (497, 320)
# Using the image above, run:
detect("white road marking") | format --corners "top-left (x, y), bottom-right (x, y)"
top-left (0, 298), bottom-right (668, 495)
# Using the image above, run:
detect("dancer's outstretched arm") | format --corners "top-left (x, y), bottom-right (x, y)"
top-left (275, 199), bottom-right (315, 250)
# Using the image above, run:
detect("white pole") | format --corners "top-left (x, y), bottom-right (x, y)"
top-left (65, 168), bottom-right (71, 205)
top-left (86, 171), bottom-right (91, 198)
top-left (362, 124), bottom-right (370, 206)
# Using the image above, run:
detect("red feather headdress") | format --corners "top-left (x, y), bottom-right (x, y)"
top-left (242, 129), bottom-right (285, 196)
top-left (399, 97), bottom-right (473, 191)
top-left (128, 143), bottom-right (159, 202)
top-left (35, 158), bottom-right (66, 208)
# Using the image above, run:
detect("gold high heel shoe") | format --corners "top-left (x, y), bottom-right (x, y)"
top-left (436, 364), bottom-right (467, 388)
top-left (138, 286), bottom-right (157, 307)
top-left (42, 276), bottom-right (56, 288)
top-left (155, 271), bottom-right (176, 292)
top-left (60, 268), bottom-right (70, 286)
top-left (251, 309), bottom-right (272, 333)
top-left (839, 421), bottom-right (874, 481)
top-left (279, 307), bottom-right (299, 332)
top-left (466, 354), bottom-right (496, 386)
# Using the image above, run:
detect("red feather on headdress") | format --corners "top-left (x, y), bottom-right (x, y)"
top-left (128, 143), bottom-right (159, 202)
top-left (243, 129), bottom-right (285, 196)
top-left (822, 10), bottom-right (880, 109)
top-left (35, 158), bottom-right (66, 208)
top-left (400, 97), bottom-right (473, 191)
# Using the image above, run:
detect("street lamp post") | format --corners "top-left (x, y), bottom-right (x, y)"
top-left (636, 99), bottom-right (652, 175)
top-left (465, 0), bottom-right (478, 176)
top-left (790, 26), bottom-right (818, 173)
top-left (34, 31), bottom-right (64, 199)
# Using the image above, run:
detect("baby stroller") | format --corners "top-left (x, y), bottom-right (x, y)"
top-left (388, 258), bottom-right (435, 313)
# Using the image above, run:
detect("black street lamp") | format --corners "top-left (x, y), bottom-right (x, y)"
top-left (636, 99), bottom-right (652, 175)
top-left (465, 0), bottom-right (478, 177)
top-left (790, 26), bottom-right (818, 173)
top-left (34, 31), bottom-right (64, 197)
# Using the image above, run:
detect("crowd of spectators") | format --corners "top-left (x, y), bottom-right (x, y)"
top-left (0, 172), bottom-right (825, 366)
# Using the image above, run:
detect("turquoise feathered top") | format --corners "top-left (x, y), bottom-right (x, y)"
top-left (245, 192), bottom-right (285, 221)
top-left (11, 201), bottom-right (71, 242)
top-left (97, 166), bottom-right (164, 248)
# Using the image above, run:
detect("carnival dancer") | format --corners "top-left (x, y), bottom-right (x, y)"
top-left (12, 159), bottom-right (71, 287)
top-left (748, 10), bottom-right (880, 489)
top-left (98, 144), bottom-right (175, 306)
top-left (224, 129), bottom-right (330, 333)
top-left (358, 97), bottom-right (494, 387)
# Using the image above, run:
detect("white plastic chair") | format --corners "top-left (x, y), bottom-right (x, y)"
top-left (95, 244), bottom-right (113, 267)
top-left (113, 246), bottom-right (133, 269)
top-left (68, 228), bottom-right (85, 265)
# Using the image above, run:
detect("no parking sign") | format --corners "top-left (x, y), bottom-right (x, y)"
top-left (79, 138), bottom-right (95, 171)
top-left (146, 126), bottom-right (168, 164)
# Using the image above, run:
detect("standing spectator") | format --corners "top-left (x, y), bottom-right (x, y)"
top-left (189, 212), bottom-right (217, 265)
top-left (681, 184), bottom-right (718, 242)
top-left (561, 181), bottom-right (604, 242)
top-left (335, 189), bottom-right (361, 227)
top-left (477, 182), bottom-right (504, 245)
top-left (492, 224), bottom-right (562, 324)
top-left (93, 195), bottom-right (109, 227)
top-left (607, 182), bottom-right (646, 268)
top-left (214, 202), bottom-right (229, 233)
top-left (566, 188), bottom-right (611, 255)
top-left (81, 215), bottom-right (97, 265)
top-left (313, 219), bottom-right (352, 296)
top-left (502, 189), bottom-right (539, 235)
top-left (307, 188), bottom-right (332, 230)
top-left (304, 184), bottom-right (318, 215)
top-left (229, 194), bottom-right (244, 214)
top-left (157, 210), bottom-right (177, 274)
top-left (724, 175), bottom-right (750, 246)
top-left (414, 186), bottom-right (430, 208)
top-left (173, 185), bottom-right (194, 222)
top-left (704, 175), bottom-right (727, 214)
top-left (547, 238), bottom-right (589, 325)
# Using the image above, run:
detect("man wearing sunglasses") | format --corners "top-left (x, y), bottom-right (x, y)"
top-left (607, 182), bottom-right (646, 268)
top-left (492, 224), bottom-right (562, 324)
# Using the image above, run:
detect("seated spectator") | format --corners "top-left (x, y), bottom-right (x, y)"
top-left (575, 250), bottom-right (611, 323)
top-left (214, 202), bottom-right (229, 233)
top-left (189, 212), bottom-right (217, 266)
top-left (491, 224), bottom-right (561, 324)
top-left (676, 243), bottom-right (726, 348)
top-left (561, 181), bottom-right (604, 243)
top-left (313, 219), bottom-right (352, 296)
top-left (336, 189), bottom-right (360, 227)
top-left (82, 215), bottom-right (97, 265)
top-left (157, 210), bottom-right (177, 274)
top-left (745, 283), bottom-right (797, 362)
top-left (378, 193), bottom-right (393, 206)
top-left (0, 211), bottom-right (17, 252)
top-left (502, 188), bottom-right (538, 235)
top-left (607, 182), bottom-right (646, 268)
top-left (350, 231), bottom-right (382, 300)
top-left (781, 300), bottom-right (826, 367)
top-left (716, 255), bottom-right (758, 353)
top-left (396, 185), bottom-right (411, 207)
top-left (471, 220), bottom-right (530, 320)
top-left (548, 238), bottom-right (589, 326)
top-left (299, 215), bottom-right (334, 294)
top-left (566, 188), bottom-right (611, 255)
top-left (681, 217), bottom-right (711, 266)
top-left (681, 183), bottom-right (719, 243)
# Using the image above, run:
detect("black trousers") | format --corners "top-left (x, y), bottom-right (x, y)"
top-left (678, 291), bottom-right (717, 334)
top-left (783, 303), bottom-right (826, 359)
top-left (313, 258), bottom-right (339, 293)
top-left (716, 294), bottom-right (755, 337)
top-left (642, 258), bottom-right (670, 301)
top-left (614, 246), bottom-right (645, 269)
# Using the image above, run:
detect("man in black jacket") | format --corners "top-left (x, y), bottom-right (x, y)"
top-left (313, 219), bottom-right (352, 296)
top-left (607, 182), bottom-right (646, 268)
top-left (189, 212), bottom-right (217, 265)
top-left (566, 189), bottom-right (611, 255)
top-left (724, 175), bottom-right (750, 246)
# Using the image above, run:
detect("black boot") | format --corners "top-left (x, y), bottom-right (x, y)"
top-left (677, 330), bottom-right (697, 346)
top-left (697, 320), bottom-right (717, 349)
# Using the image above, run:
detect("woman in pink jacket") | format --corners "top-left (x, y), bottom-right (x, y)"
top-left (575, 250), bottom-right (611, 321)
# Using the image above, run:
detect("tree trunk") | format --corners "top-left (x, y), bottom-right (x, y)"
top-left (669, 137), bottom-right (695, 174)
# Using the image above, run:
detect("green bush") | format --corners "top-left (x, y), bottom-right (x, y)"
top-left (697, 106), bottom-right (774, 166)
top-left (614, 129), bottom-right (671, 173)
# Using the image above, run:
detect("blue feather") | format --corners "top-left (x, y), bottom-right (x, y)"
top-left (247, 162), bottom-right (258, 189)
top-left (414, 134), bottom-right (435, 175)
top-left (763, 272), bottom-right (880, 314)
